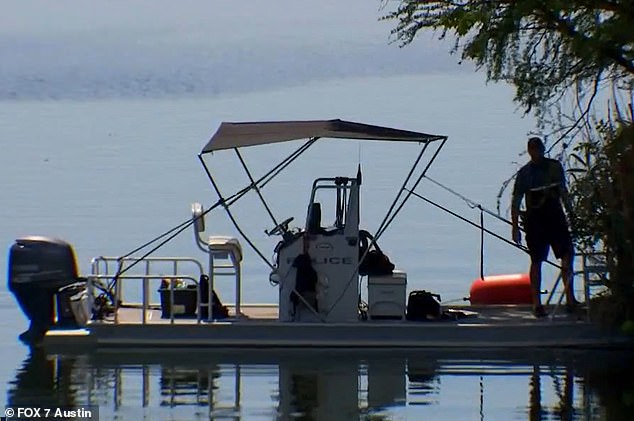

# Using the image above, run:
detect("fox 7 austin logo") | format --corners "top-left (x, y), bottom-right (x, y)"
top-left (4, 406), bottom-right (95, 419)
top-left (2, 407), bottom-right (94, 421)
top-left (5, 406), bottom-right (47, 418)
top-left (5, 407), bottom-right (45, 418)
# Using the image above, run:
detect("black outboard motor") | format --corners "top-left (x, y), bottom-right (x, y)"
top-left (8, 236), bottom-right (79, 343)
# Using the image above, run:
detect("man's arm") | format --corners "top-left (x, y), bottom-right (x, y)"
top-left (511, 169), bottom-right (524, 243)
top-left (556, 161), bottom-right (573, 215)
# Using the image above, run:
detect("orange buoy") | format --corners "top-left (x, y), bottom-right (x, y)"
top-left (469, 273), bottom-right (532, 305)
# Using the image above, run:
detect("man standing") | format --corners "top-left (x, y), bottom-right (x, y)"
top-left (511, 137), bottom-right (578, 317)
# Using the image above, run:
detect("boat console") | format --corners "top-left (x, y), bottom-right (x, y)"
top-left (271, 174), bottom-right (362, 322)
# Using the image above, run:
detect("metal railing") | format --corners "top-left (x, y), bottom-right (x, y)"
top-left (544, 251), bottom-right (608, 318)
top-left (580, 252), bottom-right (608, 303)
top-left (89, 256), bottom-right (207, 324)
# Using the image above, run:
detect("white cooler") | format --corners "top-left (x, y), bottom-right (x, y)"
top-left (368, 270), bottom-right (407, 320)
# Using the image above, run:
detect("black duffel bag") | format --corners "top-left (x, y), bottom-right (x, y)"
top-left (406, 290), bottom-right (441, 321)
top-left (358, 230), bottom-right (395, 276)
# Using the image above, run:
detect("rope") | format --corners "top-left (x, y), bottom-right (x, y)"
top-left (443, 297), bottom-right (470, 304)
top-left (406, 188), bottom-right (562, 270)
top-left (108, 200), bottom-right (222, 288)
top-left (424, 175), bottom-right (514, 226)
top-left (107, 137), bottom-right (319, 291)
top-left (118, 219), bottom-right (191, 260)
top-left (98, 136), bottom-right (325, 313)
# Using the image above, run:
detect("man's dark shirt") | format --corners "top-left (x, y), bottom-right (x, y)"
top-left (512, 158), bottom-right (566, 214)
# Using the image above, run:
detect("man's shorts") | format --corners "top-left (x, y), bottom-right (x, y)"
top-left (524, 206), bottom-right (573, 263)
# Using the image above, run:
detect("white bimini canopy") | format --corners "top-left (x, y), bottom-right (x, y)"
top-left (201, 119), bottom-right (446, 153)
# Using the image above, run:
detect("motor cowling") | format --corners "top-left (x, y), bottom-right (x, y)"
top-left (8, 236), bottom-right (80, 342)
top-left (9, 236), bottom-right (78, 289)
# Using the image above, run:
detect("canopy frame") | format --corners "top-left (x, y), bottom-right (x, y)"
top-left (198, 120), bottom-right (447, 280)
top-left (198, 136), bottom-right (320, 269)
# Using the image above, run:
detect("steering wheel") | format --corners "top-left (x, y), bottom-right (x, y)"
top-left (266, 217), bottom-right (294, 236)
top-left (358, 229), bottom-right (373, 253)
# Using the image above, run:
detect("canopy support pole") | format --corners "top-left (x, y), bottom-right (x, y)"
top-left (375, 136), bottom-right (447, 242)
top-left (254, 137), bottom-right (319, 191)
top-left (197, 137), bottom-right (319, 270)
top-left (198, 155), bottom-right (275, 269)
top-left (234, 148), bottom-right (279, 228)
top-left (480, 207), bottom-right (485, 280)
top-left (324, 137), bottom-right (447, 318)
top-left (373, 142), bottom-right (430, 241)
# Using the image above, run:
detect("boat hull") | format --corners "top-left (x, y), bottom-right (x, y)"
top-left (42, 319), bottom-right (630, 351)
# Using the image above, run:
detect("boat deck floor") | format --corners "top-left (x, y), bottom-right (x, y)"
top-left (103, 303), bottom-right (587, 325)
top-left (43, 303), bottom-right (630, 350)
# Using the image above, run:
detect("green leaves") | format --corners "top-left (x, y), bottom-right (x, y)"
top-left (385, 1), bottom-right (634, 322)
top-left (384, 1), bottom-right (634, 115)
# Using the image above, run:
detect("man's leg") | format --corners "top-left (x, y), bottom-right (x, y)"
top-left (560, 252), bottom-right (578, 306)
top-left (530, 260), bottom-right (543, 310)
top-left (551, 209), bottom-right (577, 307)
top-left (525, 216), bottom-right (547, 315)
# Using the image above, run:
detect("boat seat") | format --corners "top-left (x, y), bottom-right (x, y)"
top-left (207, 236), bottom-right (242, 263)
top-left (307, 202), bottom-right (324, 235)
top-left (306, 202), bottom-right (342, 236)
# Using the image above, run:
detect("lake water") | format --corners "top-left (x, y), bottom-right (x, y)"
top-left (2, 73), bottom-right (633, 420)
top-left (5, 348), bottom-right (634, 421)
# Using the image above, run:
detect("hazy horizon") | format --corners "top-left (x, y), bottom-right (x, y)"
top-left (1, 0), bottom-right (469, 100)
